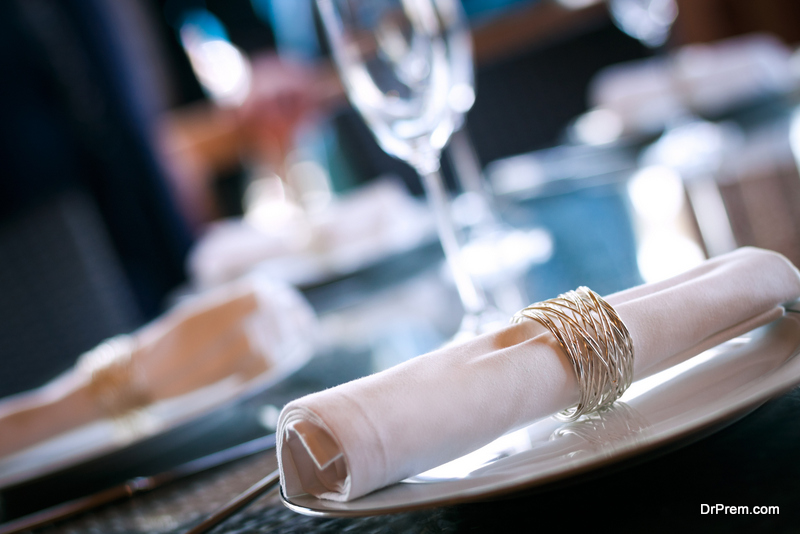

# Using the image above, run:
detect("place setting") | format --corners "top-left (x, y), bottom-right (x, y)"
top-left (3, 1), bottom-right (800, 533)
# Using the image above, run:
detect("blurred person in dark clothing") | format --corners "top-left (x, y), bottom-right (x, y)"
top-left (0, 0), bottom-right (331, 397)
top-left (0, 0), bottom-right (193, 318)
top-left (0, 0), bottom-right (194, 397)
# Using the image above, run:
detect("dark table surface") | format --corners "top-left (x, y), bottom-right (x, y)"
top-left (7, 95), bottom-right (800, 533)
top-left (21, 384), bottom-right (800, 533)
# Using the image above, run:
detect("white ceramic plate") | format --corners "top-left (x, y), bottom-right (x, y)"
top-left (282, 312), bottom-right (800, 517)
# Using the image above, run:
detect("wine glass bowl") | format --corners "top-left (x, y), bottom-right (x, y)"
top-left (317, 0), bottom-right (492, 333)
top-left (317, 0), bottom-right (474, 174)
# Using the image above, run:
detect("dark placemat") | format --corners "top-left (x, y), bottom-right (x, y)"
top-left (28, 387), bottom-right (800, 534)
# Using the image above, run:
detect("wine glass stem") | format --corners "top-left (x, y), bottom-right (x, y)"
top-left (419, 167), bottom-right (487, 316)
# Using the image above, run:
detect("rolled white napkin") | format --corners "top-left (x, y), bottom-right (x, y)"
top-left (188, 178), bottom-right (434, 288)
top-left (0, 275), bottom-right (317, 460)
top-left (277, 247), bottom-right (800, 502)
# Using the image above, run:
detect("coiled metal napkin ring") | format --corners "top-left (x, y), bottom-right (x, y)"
top-left (512, 287), bottom-right (634, 421)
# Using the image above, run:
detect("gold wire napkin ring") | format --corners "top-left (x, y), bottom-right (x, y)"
top-left (511, 286), bottom-right (634, 421)
top-left (76, 334), bottom-right (151, 419)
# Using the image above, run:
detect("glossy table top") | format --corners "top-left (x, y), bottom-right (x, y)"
top-left (25, 386), bottom-right (800, 533)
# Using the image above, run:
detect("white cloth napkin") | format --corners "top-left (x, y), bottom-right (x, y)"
top-left (0, 275), bottom-right (317, 461)
top-left (277, 247), bottom-right (800, 502)
top-left (188, 178), bottom-right (434, 288)
top-left (589, 33), bottom-right (796, 134)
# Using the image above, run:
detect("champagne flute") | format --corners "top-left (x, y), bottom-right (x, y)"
top-left (316, 0), bottom-right (497, 335)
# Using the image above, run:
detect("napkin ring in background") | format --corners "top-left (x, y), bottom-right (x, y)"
top-left (512, 286), bottom-right (634, 421)
top-left (76, 334), bottom-right (151, 419)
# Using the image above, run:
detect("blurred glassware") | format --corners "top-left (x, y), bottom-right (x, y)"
top-left (486, 142), bottom-right (643, 301)
top-left (639, 120), bottom-right (741, 262)
top-left (316, 0), bottom-right (502, 336)
top-left (178, 10), bottom-right (252, 108)
top-left (446, 128), bottom-right (553, 318)
top-left (606, 0), bottom-right (677, 49)
top-left (175, 7), bottom-right (342, 218)
top-left (249, 0), bottom-right (345, 214)
top-left (567, 34), bottom-right (798, 284)
top-left (554, 0), bottom-right (676, 48)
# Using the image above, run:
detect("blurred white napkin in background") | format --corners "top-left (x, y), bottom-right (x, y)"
top-left (0, 274), bottom-right (317, 471)
top-left (138, 274), bottom-right (318, 402)
top-left (278, 247), bottom-right (800, 502)
top-left (588, 33), bottom-right (797, 136)
top-left (188, 178), bottom-right (435, 289)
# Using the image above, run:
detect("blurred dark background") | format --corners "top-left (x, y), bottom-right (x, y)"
top-left (1, 0), bottom-right (799, 398)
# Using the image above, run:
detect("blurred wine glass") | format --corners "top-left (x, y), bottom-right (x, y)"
top-left (316, 0), bottom-right (502, 336)
top-left (175, 8), bottom-right (344, 229)
top-left (556, 0), bottom-right (678, 49)
top-left (607, 0), bottom-right (677, 48)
